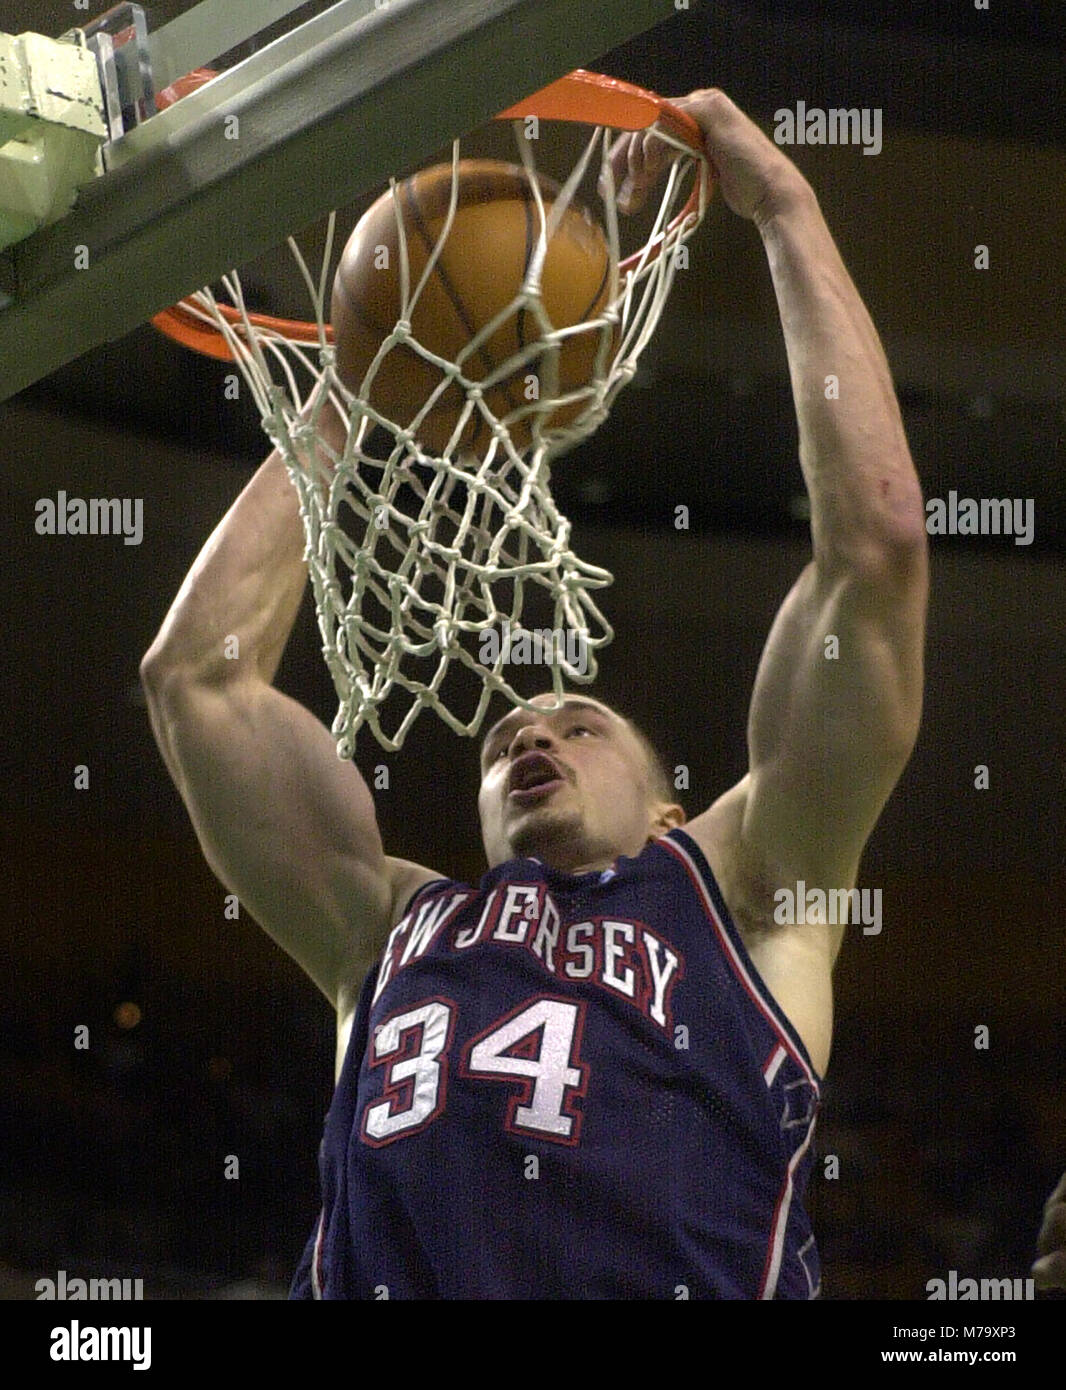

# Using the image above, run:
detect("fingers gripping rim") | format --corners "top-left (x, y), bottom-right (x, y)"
top-left (501, 69), bottom-right (710, 279)
top-left (150, 69), bottom-right (710, 360)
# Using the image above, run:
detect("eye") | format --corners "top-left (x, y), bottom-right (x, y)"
top-left (567, 724), bottom-right (593, 737)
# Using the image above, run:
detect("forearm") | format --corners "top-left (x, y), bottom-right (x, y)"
top-left (143, 447), bottom-right (309, 688)
top-left (759, 184), bottom-right (926, 565)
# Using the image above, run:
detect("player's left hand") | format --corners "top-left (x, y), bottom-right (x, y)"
top-left (1032, 1170), bottom-right (1066, 1290)
top-left (603, 87), bottom-right (811, 228)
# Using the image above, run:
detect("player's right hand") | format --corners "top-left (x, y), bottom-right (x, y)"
top-left (1032, 1170), bottom-right (1066, 1289)
top-left (602, 87), bottom-right (811, 230)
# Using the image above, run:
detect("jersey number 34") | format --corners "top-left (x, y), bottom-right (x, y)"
top-left (360, 994), bottom-right (588, 1148)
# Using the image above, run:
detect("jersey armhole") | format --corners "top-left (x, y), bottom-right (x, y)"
top-left (659, 826), bottom-right (824, 1087)
top-left (397, 877), bottom-right (452, 921)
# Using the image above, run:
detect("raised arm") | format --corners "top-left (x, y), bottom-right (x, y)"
top-left (140, 402), bottom-right (438, 1013)
top-left (694, 92), bottom-right (928, 894)
top-left (613, 91), bottom-right (927, 975)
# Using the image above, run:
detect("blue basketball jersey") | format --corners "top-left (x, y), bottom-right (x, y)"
top-left (290, 827), bottom-right (822, 1299)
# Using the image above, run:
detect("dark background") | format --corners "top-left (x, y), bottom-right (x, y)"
top-left (2, 0), bottom-right (1064, 1297)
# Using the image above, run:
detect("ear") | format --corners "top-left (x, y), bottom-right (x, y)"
top-left (649, 801), bottom-right (686, 837)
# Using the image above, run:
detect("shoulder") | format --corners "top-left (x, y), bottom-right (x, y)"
top-left (682, 777), bottom-right (769, 932)
top-left (681, 778), bottom-right (837, 1077)
top-left (683, 776), bottom-right (854, 946)
top-left (335, 859), bottom-right (446, 1009)
top-left (386, 856), bottom-right (451, 924)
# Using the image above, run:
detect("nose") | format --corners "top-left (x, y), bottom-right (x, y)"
top-left (510, 719), bottom-right (556, 757)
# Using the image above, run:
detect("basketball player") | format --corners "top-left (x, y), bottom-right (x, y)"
top-left (140, 89), bottom-right (927, 1297)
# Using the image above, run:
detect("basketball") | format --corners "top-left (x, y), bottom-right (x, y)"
top-left (330, 159), bottom-right (616, 456)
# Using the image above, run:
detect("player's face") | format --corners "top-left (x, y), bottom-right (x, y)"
top-left (477, 694), bottom-right (662, 873)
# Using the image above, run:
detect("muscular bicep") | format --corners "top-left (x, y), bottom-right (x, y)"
top-left (742, 546), bottom-right (927, 885)
top-left (145, 673), bottom-right (427, 1006)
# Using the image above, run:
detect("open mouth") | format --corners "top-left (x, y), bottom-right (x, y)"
top-left (508, 752), bottom-right (566, 804)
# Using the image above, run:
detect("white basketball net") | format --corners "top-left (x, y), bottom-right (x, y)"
top-left (173, 117), bottom-right (707, 752)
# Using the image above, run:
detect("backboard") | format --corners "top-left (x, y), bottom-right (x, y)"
top-left (0, 0), bottom-right (680, 402)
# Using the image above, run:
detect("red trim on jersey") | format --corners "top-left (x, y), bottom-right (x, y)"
top-left (758, 1115), bottom-right (818, 1298)
top-left (659, 832), bottom-right (821, 1300)
top-left (658, 835), bottom-right (820, 1088)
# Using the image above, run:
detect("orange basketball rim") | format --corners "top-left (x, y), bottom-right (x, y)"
top-left (150, 69), bottom-right (711, 363)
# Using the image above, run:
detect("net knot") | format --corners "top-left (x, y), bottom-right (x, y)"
top-left (320, 575), bottom-right (345, 611)
top-left (434, 618), bottom-right (458, 652)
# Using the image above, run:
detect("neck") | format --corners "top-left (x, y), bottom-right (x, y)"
top-left (500, 827), bottom-right (662, 876)
top-left (562, 854), bottom-right (617, 876)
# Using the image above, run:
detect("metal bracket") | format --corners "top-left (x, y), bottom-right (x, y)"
top-left (63, 3), bottom-right (157, 150)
